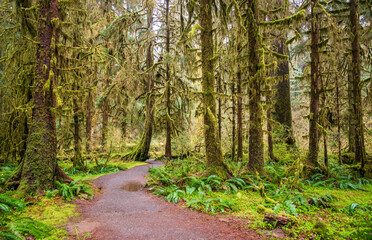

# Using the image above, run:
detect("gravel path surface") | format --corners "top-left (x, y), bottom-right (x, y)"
top-left (67, 160), bottom-right (265, 240)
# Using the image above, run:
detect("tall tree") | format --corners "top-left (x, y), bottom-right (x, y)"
top-left (273, 38), bottom-right (295, 146)
top-left (247, 0), bottom-right (265, 175)
top-left (165, 0), bottom-right (172, 161)
top-left (307, 0), bottom-right (321, 170)
top-left (349, 0), bottom-right (366, 173)
top-left (130, 1), bottom-right (155, 161)
top-left (200, 0), bottom-right (230, 178)
top-left (17, 0), bottom-right (71, 193)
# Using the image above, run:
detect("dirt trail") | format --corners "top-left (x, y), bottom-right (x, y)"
top-left (67, 160), bottom-right (265, 240)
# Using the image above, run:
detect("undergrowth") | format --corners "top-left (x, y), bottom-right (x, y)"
top-left (146, 156), bottom-right (372, 239)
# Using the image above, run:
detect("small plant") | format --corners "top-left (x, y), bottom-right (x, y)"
top-left (345, 203), bottom-right (362, 216)
top-left (186, 197), bottom-right (235, 214)
top-left (273, 200), bottom-right (298, 216)
top-left (54, 181), bottom-right (93, 201)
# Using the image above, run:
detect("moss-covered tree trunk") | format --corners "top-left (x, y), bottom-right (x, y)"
top-left (273, 38), bottom-right (295, 146)
top-left (247, 0), bottom-right (264, 175)
top-left (72, 82), bottom-right (83, 169)
top-left (165, 0), bottom-right (172, 162)
top-left (231, 82), bottom-right (236, 161)
top-left (18, 0), bottom-right (62, 193)
top-left (131, 2), bottom-right (154, 161)
top-left (349, 0), bottom-right (366, 173)
top-left (218, 71), bottom-right (222, 140)
top-left (200, 0), bottom-right (230, 178)
top-left (236, 47), bottom-right (243, 161)
top-left (86, 86), bottom-right (93, 153)
top-left (307, 0), bottom-right (320, 170)
top-left (266, 92), bottom-right (275, 161)
top-left (101, 4), bottom-right (112, 152)
top-left (347, 73), bottom-right (356, 153)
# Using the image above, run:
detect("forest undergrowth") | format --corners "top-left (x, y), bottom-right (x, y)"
top-left (0, 158), bottom-right (145, 239)
top-left (147, 149), bottom-right (372, 240)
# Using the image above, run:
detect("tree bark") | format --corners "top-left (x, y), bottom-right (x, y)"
top-left (267, 93), bottom-right (275, 161)
top-left (165, 0), bottom-right (172, 162)
top-left (18, 0), bottom-right (60, 193)
top-left (350, 0), bottom-right (366, 174)
top-left (237, 69), bottom-right (243, 161)
top-left (247, 0), bottom-right (265, 175)
top-left (273, 39), bottom-right (295, 146)
top-left (86, 87), bottom-right (93, 153)
top-left (200, 0), bottom-right (230, 178)
top-left (231, 82), bottom-right (236, 161)
top-left (347, 73), bottom-right (355, 153)
top-left (307, 0), bottom-right (320, 170)
top-left (335, 76), bottom-right (342, 164)
top-left (73, 82), bottom-right (83, 169)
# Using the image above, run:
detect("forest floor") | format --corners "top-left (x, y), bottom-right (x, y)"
top-left (66, 159), bottom-right (267, 240)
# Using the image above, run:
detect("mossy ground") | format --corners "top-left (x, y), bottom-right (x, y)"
top-left (225, 186), bottom-right (372, 239)
top-left (146, 156), bottom-right (371, 240)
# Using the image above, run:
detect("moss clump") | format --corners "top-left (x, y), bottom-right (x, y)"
top-left (312, 220), bottom-right (329, 237)
top-left (257, 204), bottom-right (273, 214)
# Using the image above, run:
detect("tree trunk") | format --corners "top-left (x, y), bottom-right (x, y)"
top-left (165, 0), bottom-right (172, 162)
top-left (247, 0), bottom-right (264, 175)
top-left (86, 87), bottom-right (93, 153)
top-left (267, 93), bottom-right (275, 161)
top-left (231, 82), bottom-right (236, 161)
top-left (130, 2), bottom-right (154, 161)
top-left (350, 0), bottom-right (366, 174)
top-left (200, 0), bottom-right (230, 178)
top-left (218, 70), bottom-right (222, 140)
top-left (72, 83), bottom-right (83, 169)
top-left (236, 33), bottom-right (243, 161)
top-left (273, 39), bottom-right (295, 146)
top-left (347, 73), bottom-right (355, 153)
top-left (18, 0), bottom-right (60, 193)
top-left (336, 76), bottom-right (342, 164)
top-left (307, 0), bottom-right (320, 170)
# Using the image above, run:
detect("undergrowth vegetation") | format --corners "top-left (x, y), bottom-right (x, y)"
top-left (0, 158), bottom-right (146, 239)
top-left (146, 156), bottom-right (372, 239)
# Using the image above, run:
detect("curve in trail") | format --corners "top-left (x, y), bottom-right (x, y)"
top-left (67, 160), bottom-right (264, 240)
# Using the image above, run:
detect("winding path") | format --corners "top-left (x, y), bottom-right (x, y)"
top-left (67, 160), bottom-right (264, 240)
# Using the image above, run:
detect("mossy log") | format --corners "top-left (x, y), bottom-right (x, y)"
top-left (263, 213), bottom-right (296, 228)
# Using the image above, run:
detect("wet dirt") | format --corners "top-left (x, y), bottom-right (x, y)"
top-left (67, 160), bottom-right (266, 240)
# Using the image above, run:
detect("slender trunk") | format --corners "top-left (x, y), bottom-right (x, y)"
top-left (86, 87), bottom-right (93, 153)
top-left (336, 76), bottom-right (342, 164)
top-left (218, 71), bottom-right (222, 140)
top-left (237, 69), bottom-right (243, 161)
top-left (200, 0), bottom-right (230, 178)
top-left (267, 93), bottom-right (275, 161)
top-left (165, 0), bottom-right (172, 161)
top-left (347, 73), bottom-right (355, 152)
top-left (247, 0), bottom-right (264, 175)
top-left (236, 34), bottom-right (243, 161)
top-left (101, 4), bottom-right (112, 152)
top-left (350, 0), bottom-right (366, 174)
top-left (307, 0), bottom-right (320, 169)
top-left (323, 134), bottom-right (328, 168)
top-left (18, 0), bottom-right (60, 193)
top-left (231, 82), bottom-right (236, 161)
top-left (73, 82), bottom-right (83, 169)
